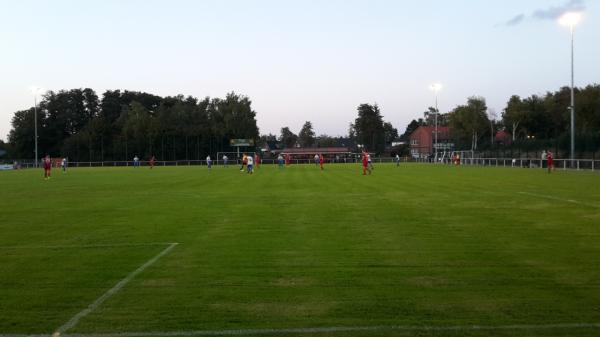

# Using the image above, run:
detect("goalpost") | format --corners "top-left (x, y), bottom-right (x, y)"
top-left (449, 150), bottom-right (479, 165)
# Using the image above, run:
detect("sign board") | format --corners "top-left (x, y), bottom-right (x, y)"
top-left (230, 139), bottom-right (254, 147)
top-left (434, 143), bottom-right (454, 150)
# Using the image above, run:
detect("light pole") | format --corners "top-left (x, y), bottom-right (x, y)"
top-left (559, 12), bottom-right (581, 166)
top-left (429, 83), bottom-right (442, 162)
top-left (29, 86), bottom-right (43, 167)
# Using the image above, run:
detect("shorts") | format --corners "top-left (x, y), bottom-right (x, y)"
top-left (247, 164), bottom-right (253, 171)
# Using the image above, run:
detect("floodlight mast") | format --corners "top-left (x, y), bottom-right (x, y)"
top-left (559, 12), bottom-right (581, 167)
top-left (429, 83), bottom-right (442, 162)
top-left (30, 87), bottom-right (43, 167)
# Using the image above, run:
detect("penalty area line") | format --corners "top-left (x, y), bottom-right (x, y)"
top-left (54, 242), bottom-right (179, 334)
top-left (2, 322), bottom-right (600, 337)
top-left (518, 191), bottom-right (600, 209)
top-left (64, 323), bottom-right (600, 337)
top-left (0, 243), bottom-right (178, 250)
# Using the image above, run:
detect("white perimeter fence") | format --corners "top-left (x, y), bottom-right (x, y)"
top-left (4, 157), bottom-right (600, 172)
top-left (414, 157), bottom-right (600, 171)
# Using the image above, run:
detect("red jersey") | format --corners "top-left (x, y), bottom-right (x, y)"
top-left (362, 155), bottom-right (368, 167)
top-left (43, 158), bottom-right (51, 169)
top-left (319, 156), bottom-right (324, 164)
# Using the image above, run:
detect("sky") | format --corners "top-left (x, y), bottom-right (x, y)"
top-left (1, 0), bottom-right (599, 141)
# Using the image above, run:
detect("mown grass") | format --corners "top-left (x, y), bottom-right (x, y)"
top-left (0, 163), bottom-right (599, 336)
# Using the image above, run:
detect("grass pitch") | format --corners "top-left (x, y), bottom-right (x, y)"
top-left (1, 163), bottom-right (599, 336)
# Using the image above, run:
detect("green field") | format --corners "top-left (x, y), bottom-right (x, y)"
top-left (1, 163), bottom-right (600, 337)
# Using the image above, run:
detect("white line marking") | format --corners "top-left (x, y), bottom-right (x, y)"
top-left (55, 243), bottom-right (179, 334)
top-left (0, 243), bottom-right (177, 250)
top-left (66, 323), bottom-right (600, 336)
top-left (3, 323), bottom-right (600, 337)
top-left (518, 192), bottom-right (600, 209)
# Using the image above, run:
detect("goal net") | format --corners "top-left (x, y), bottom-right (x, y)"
top-left (449, 151), bottom-right (480, 164)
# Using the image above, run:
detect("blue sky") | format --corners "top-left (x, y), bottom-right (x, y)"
top-left (1, 0), bottom-right (599, 141)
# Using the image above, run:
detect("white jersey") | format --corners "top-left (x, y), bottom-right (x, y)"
top-left (62, 159), bottom-right (67, 167)
top-left (206, 156), bottom-right (211, 161)
top-left (247, 156), bottom-right (254, 165)
top-left (367, 154), bottom-right (372, 162)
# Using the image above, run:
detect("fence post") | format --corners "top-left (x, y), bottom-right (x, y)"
top-left (577, 160), bottom-right (580, 170)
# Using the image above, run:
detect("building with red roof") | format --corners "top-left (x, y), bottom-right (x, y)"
top-left (494, 130), bottom-right (512, 146)
top-left (409, 126), bottom-right (453, 158)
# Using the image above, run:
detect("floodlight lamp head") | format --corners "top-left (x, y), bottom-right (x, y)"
top-left (29, 86), bottom-right (44, 95)
top-left (559, 12), bottom-right (582, 27)
top-left (430, 83), bottom-right (443, 92)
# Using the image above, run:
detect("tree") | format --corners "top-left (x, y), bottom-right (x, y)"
top-left (258, 133), bottom-right (278, 150)
top-left (317, 134), bottom-right (338, 147)
top-left (383, 122), bottom-right (398, 147)
top-left (502, 95), bottom-right (526, 141)
top-left (449, 96), bottom-right (489, 150)
top-left (0, 139), bottom-right (10, 158)
top-left (8, 108), bottom-right (40, 158)
top-left (488, 108), bottom-right (497, 146)
top-left (400, 119), bottom-right (421, 141)
top-left (298, 121), bottom-right (316, 147)
top-left (353, 103), bottom-right (385, 153)
top-left (279, 127), bottom-right (298, 148)
top-left (423, 107), bottom-right (437, 126)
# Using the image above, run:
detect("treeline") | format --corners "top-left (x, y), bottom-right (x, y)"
top-left (502, 85), bottom-right (600, 154)
top-left (6, 88), bottom-right (399, 161)
top-left (400, 84), bottom-right (600, 156)
top-left (7, 84), bottom-right (598, 161)
top-left (8, 89), bottom-right (259, 161)
top-left (261, 104), bottom-right (398, 154)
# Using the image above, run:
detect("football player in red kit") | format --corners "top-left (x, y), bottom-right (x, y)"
top-left (362, 151), bottom-right (371, 175)
top-left (43, 155), bottom-right (52, 180)
top-left (547, 151), bottom-right (554, 173)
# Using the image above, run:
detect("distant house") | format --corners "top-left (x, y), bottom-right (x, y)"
top-left (494, 130), bottom-right (512, 146)
top-left (409, 126), bottom-right (453, 158)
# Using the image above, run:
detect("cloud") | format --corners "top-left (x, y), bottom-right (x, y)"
top-left (504, 14), bottom-right (525, 26)
top-left (533, 0), bottom-right (585, 20)
top-left (500, 0), bottom-right (585, 27)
